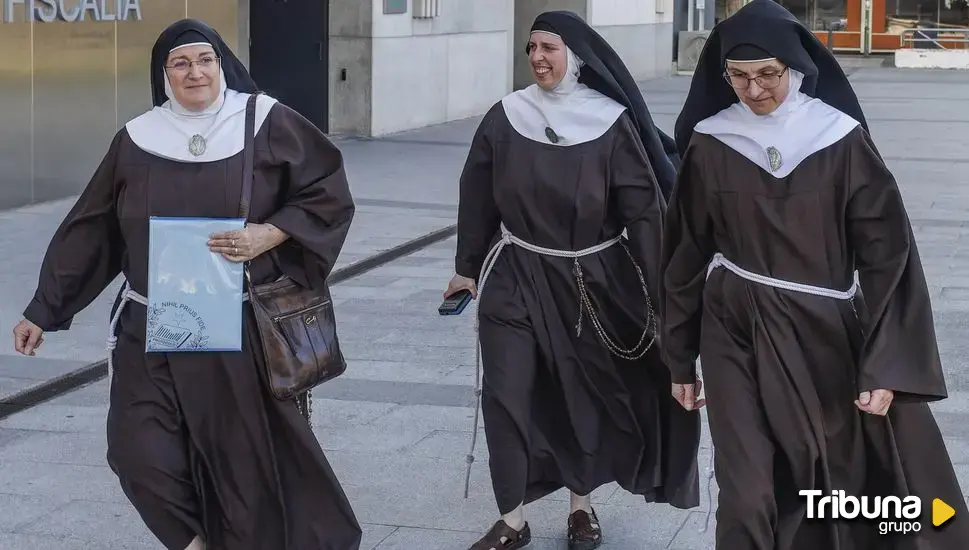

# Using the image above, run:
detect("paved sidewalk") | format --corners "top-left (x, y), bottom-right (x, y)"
top-left (1, 230), bottom-right (968, 548)
top-left (0, 235), bottom-right (719, 549)
top-left (1, 66), bottom-right (968, 548)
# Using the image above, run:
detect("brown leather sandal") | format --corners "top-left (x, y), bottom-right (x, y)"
top-left (567, 509), bottom-right (603, 549)
top-left (469, 519), bottom-right (531, 550)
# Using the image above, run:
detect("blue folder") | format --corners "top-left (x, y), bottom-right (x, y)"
top-left (146, 216), bottom-right (246, 352)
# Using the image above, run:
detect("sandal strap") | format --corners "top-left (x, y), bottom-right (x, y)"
top-left (470, 520), bottom-right (528, 549)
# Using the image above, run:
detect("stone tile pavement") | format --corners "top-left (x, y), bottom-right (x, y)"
top-left (0, 236), bottom-right (719, 549)
top-left (1, 65), bottom-right (969, 548)
top-left (2, 233), bottom-right (968, 548)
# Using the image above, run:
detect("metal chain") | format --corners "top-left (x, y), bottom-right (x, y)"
top-left (307, 390), bottom-right (313, 423)
top-left (295, 390), bottom-right (314, 425)
top-left (461, 226), bottom-right (657, 498)
top-left (572, 241), bottom-right (658, 360)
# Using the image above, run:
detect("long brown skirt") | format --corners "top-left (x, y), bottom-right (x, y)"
top-left (701, 270), bottom-right (969, 549)
top-left (105, 303), bottom-right (361, 550)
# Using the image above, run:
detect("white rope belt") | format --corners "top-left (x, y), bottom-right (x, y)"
top-left (696, 253), bottom-right (858, 533)
top-left (105, 280), bottom-right (249, 379)
top-left (462, 223), bottom-right (640, 498)
top-left (706, 252), bottom-right (858, 299)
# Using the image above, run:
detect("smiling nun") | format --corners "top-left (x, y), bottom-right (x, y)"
top-left (13, 19), bottom-right (361, 550)
top-left (442, 10), bottom-right (700, 550)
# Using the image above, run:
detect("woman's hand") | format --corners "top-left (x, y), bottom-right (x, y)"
top-left (671, 379), bottom-right (705, 411)
top-left (208, 223), bottom-right (289, 263)
top-left (13, 319), bottom-right (44, 356)
top-left (855, 389), bottom-right (894, 416)
top-left (444, 273), bottom-right (477, 299)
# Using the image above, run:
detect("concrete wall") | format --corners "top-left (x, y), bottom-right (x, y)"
top-left (895, 49), bottom-right (969, 70)
top-left (513, 0), bottom-right (675, 89)
top-left (330, 0), bottom-right (676, 137)
top-left (329, 0), bottom-right (375, 135)
top-left (587, 0), bottom-right (675, 81)
top-left (370, 0), bottom-right (514, 136)
top-left (329, 0), bottom-right (514, 136)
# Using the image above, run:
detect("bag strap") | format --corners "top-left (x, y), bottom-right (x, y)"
top-left (239, 91), bottom-right (261, 220)
top-left (240, 92), bottom-right (262, 289)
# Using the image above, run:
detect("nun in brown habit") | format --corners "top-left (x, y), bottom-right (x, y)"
top-left (444, 10), bottom-right (700, 550)
top-left (12, 19), bottom-right (361, 550)
top-left (661, 1), bottom-right (968, 548)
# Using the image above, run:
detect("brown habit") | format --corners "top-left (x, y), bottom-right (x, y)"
top-left (661, 127), bottom-right (969, 548)
top-left (456, 103), bottom-right (701, 514)
top-left (23, 101), bottom-right (362, 549)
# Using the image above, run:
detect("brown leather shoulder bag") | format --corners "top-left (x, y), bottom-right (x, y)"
top-left (238, 92), bottom-right (347, 405)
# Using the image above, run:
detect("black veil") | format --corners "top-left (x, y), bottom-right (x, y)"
top-left (149, 19), bottom-right (258, 107)
top-left (673, 0), bottom-right (867, 156)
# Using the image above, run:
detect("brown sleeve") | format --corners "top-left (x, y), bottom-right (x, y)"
top-left (846, 128), bottom-right (948, 402)
top-left (24, 131), bottom-right (127, 331)
top-left (659, 140), bottom-right (714, 384)
top-left (264, 104), bottom-right (355, 286)
top-left (608, 113), bottom-right (666, 308)
top-left (454, 108), bottom-right (500, 281)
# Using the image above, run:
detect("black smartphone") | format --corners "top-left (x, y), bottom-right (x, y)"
top-left (439, 288), bottom-right (473, 315)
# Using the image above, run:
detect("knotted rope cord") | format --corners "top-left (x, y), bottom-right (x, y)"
top-left (106, 281), bottom-right (147, 381)
top-left (697, 254), bottom-right (859, 533)
top-left (462, 223), bottom-right (658, 497)
top-left (706, 253), bottom-right (859, 300)
top-left (699, 384), bottom-right (716, 533)
top-left (105, 281), bottom-right (251, 380)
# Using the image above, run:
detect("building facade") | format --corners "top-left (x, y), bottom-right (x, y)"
top-left (0, 0), bottom-right (246, 210)
top-left (329, 0), bottom-right (676, 137)
top-left (0, 0), bottom-right (674, 210)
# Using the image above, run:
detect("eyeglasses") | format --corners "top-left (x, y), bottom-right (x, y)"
top-left (165, 56), bottom-right (220, 73)
top-left (722, 66), bottom-right (788, 90)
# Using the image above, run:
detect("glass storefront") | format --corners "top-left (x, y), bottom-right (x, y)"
top-left (888, 0), bottom-right (969, 49)
top-left (714, 0), bottom-right (967, 52)
top-left (0, 1), bottom-right (243, 209)
top-left (889, 0), bottom-right (969, 27)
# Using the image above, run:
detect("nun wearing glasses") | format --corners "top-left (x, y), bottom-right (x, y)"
top-left (12, 19), bottom-right (361, 550)
top-left (443, 10), bottom-right (700, 550)
top-left (661, 1), bottom-right (968, 548)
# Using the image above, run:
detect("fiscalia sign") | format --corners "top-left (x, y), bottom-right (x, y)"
top-left (1, 0), bottom-right (143, 23)
top-left (801, 490), bottom-right (956, 535)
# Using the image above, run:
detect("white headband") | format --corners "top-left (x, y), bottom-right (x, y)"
top-left (169, 41), bottom-right (211, 53)
top-left (724, 57), bottom-right (777, 63)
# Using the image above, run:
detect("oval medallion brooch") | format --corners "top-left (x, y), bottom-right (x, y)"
top-left (545, 126), bottom-right (560, 144)
top-left (188, 134), bottom-right (207, 157)
top-left (766, 146), bottom-right (782, 172)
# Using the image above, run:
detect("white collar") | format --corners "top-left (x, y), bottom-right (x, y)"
top-left (501, 43), bottom-right (626, 146)
top-left (693, 69), bottom-right (860, 177)
top-left (125, 76), bottom-right (278, 163)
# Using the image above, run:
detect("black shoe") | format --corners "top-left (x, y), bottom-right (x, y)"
top-left (567, 509), bottom-right (602, 549)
